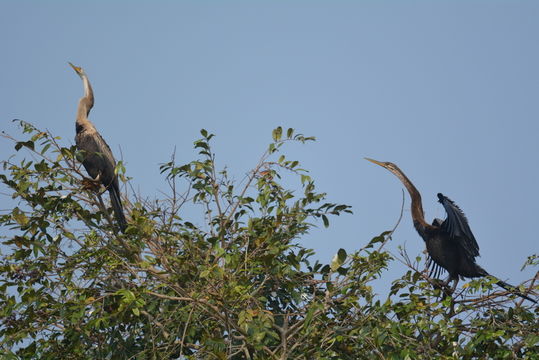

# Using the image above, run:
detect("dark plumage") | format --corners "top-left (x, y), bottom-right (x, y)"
top-left (366, 158), bottom-right (536, 303)
top-left (70, 62), bottom-right (127, 233)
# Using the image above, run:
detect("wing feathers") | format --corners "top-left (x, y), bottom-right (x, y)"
top-left (76, 127), bottom-right (127, 233)
top-left (437, 193), bottom-right (480, 259)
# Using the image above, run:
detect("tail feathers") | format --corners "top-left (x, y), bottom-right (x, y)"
top-left (474, 265), bottom-right (536, 303)
top-left (495, 279), bottom-right (537, 304)
top-left (108, 185), bottom-right (127, 233)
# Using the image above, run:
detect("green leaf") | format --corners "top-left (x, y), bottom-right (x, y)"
top-left (116, 289), bottom-right (136, 303)
top-left (272, 127), bottom-right (282, 141)
top-left (525, 334), bottom-right (539, 346)
top-left (300, 174), bottom-right (311, 184)
top-left (287, 128), bottom-right (294, 138)
top-left (15, 140), bottom-right (34, 151)
top-left (337, 248), bottom-right (347, 263)
top-left (114, 161), bottom-right (126, 176)
top-left (321, 214), bottom-right (329, 228)
top-left (331, 248), bottom-right (347, 271)
top-left (12, 207), bottom-right (28, 226)
top-left (41, 143), bottom-right (51, 155)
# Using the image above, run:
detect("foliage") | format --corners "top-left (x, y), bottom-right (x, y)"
top-left (0, 120), bottom-right (537, 359)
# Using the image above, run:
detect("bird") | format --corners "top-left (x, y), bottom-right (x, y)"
top-left (366, 158), bottom-right (536, 303)
top-left (69, 62), bottom-right (127, 233)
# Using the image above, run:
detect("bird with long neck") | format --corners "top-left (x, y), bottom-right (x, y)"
top-left (69, 62), bottom-right (127, 233)
top-left (366, 158), bottom-right (536, 303)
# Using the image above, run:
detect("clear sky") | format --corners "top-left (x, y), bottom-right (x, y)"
top-left (1, 2), bottom-right (538, 293)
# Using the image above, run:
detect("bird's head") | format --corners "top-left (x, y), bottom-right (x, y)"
top-left (68, 62), bottom-right (86, 78)
top-left (437, 193), bottom-right (445, 203)
top-left (365, 158), bottom-right (400, 173)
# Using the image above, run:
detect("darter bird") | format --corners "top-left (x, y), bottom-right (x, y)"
top-left (366, 158), bottom-right (536, 303)
top-left (69, 62), bottom-right (127, 233)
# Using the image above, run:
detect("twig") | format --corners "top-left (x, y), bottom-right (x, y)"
top-left (377, 189), bottom-right (405, 251)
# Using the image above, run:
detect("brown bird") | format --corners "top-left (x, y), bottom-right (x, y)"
top-left (366, 158), bottom-right (536, 303)
top-left (69, 62), bottom-right (127, 233)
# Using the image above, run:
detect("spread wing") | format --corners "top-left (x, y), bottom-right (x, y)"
top-left (437, 193), bottom-right (480, 259)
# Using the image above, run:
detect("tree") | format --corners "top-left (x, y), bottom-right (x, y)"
top-left (1, 120), bottom-right (537, 359)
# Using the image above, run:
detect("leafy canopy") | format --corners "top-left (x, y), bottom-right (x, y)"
top-left (0, 120), bottom-right (537, 359)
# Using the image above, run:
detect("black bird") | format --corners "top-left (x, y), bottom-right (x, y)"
top-left (366, 158), bottom-right (536, 303)
top-left (69, 62), bottom-right (127, 233)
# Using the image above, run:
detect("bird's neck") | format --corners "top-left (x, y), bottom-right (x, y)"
top-left (397, 172), bottom-right (428, 228)
top-left (76, 75), bottom-right (95, 131)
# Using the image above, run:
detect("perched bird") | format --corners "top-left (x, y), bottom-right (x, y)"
top-left (69, 62), bottom-right (127, 233)
top-left (366, 158), bottom-right (536, 303)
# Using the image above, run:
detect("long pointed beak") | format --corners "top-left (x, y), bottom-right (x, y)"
top-left (68, 62), bottom-right (83, 75)
top-left (364, 157), bottom-right (385, 167)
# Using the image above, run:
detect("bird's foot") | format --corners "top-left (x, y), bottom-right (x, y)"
top-left (81, 175), bottom-right (102, 192)
top-left (430, 278), bottom-right (454, 298)
top-left (430, 278), bottom-right (446, 290)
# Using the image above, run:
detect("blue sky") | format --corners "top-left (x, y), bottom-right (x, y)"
top-left (2, 2), bottom-right (538, 293)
